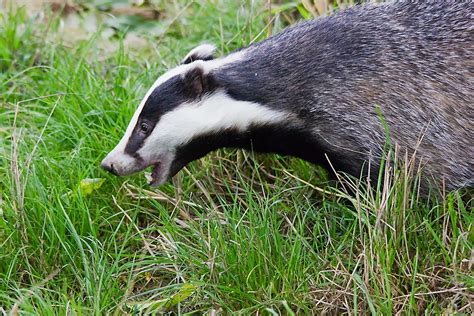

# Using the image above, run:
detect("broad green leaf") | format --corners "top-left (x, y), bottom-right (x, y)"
top-left (80, 178), bottom-right (106, 195)
top-left (125, 284), bottom-right (197, 313)
top-left (163, 283), bottom-right (197, 309)
top-left (126, 300), bottom-right (167, 314)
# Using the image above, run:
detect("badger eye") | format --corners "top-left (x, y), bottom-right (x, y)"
top-left (139, 122), bottom-right (150, 133)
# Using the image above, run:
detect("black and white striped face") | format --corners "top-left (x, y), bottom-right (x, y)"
top-left (101, 45), bottom-right (287, 185)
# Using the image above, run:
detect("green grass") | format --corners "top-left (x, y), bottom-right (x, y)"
top-left (0, 1), bottom-right (472, 314)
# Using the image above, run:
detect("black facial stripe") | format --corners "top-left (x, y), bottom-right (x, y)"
top-left (124, 127), bottom-right (149, 155)
top-left (123, 68), bottom-right (218, 156)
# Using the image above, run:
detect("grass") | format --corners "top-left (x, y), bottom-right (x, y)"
top-left (0, 1), bottom-right (472, 314)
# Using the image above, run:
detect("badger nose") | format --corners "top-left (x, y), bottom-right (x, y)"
top-left (101, 161), bottom-right (118, 175)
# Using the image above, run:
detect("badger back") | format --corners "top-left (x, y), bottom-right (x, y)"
top-left (214, 1), bottom-right (474, 191)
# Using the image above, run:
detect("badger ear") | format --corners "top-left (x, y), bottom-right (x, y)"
top-left (182, 44), bottom-right (216, 64)
top-left (183, 67), bottom-right (216, 97)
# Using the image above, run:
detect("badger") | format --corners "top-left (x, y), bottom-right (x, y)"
top-left (101, 2), bottom-right (473, 194)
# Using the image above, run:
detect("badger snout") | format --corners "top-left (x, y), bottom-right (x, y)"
top-left (100, 148), bottom-right (142, 177)
top-left (101, 146), bottom-right (177, 185)
top-left (101, 160), bottom-right (118, 175)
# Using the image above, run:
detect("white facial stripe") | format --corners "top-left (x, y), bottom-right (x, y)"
top-left (112, 50), bottom-right (247, 155)
top-left (137, 91), bottom-right (289, 158)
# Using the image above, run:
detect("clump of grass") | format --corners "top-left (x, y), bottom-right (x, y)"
top-left (324, 144), bottom-right (472, 314)
top-left (0, 1), bottom-right (472, 314)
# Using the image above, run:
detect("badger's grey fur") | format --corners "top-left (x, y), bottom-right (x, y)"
top-left (102, 1), bottom-right (473, 194)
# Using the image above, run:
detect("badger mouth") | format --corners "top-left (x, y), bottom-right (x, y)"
top-left (144, 153), bottom-right (186, 187)
top-left (144, 153), bottom-right (179, 186)
top-left (146, 162), bottom-right (166, 186)
top-left (150, 162), bottom-right (162, 185)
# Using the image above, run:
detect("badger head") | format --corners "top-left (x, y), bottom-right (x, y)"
top-left (101, 44), bottom-right (287, 186)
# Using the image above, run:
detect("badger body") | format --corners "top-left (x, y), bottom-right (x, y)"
top-left (102, 2), bottom-right (473, 193)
